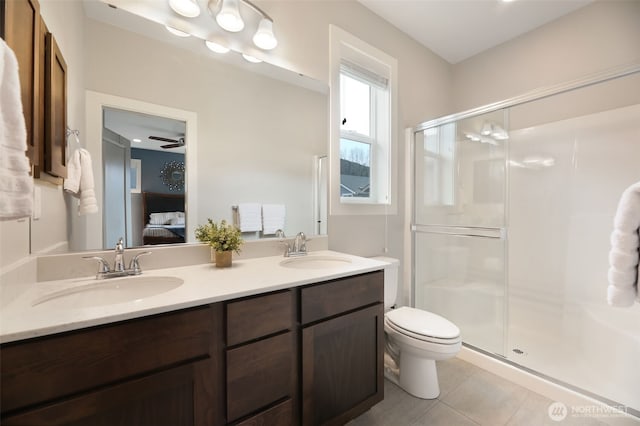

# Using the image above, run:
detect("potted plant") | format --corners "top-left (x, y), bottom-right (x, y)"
top-left (195, 219), bottom-right (243, 267)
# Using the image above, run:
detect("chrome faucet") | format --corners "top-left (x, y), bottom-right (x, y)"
top-left (114, 238), bottom-right (126, 272)
top-left (276, 230), bottom-right (308, 257)
top-left (83, 238), bottom-right (151, 279)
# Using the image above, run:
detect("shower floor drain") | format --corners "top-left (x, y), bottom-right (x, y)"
top-left (512, 348), bottom-right (527, 355)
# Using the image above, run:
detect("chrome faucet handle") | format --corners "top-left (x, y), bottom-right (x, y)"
top-left (83, 256), bottom-right (111, 277)
top-left (128, 251), bottom-right (151, 275)
top-left (275, 229), bottom-right (292, 256)
top-left (294, 232), bottom-right (307, 252)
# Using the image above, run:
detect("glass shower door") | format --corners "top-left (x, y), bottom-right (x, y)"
top-left (413, 110), bottom-right (507, 356)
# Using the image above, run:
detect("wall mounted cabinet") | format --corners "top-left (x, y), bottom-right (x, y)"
top-left (2, 0), bottom-right (41, 170)
top-left (2, 0), bottom-right (68, 180)
top-left (44, 31), bottom-right (67, 178)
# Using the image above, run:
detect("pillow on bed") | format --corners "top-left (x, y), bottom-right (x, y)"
top-left (149, 212), bottom-right (175, 225)
top-left (170, 216), bottom-right (185, 226)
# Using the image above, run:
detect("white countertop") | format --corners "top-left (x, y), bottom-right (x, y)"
top-left (0, 251), bottom-right (388, 344)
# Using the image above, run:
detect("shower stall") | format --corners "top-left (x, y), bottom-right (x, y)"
top-left (412, 67), bottom-right (640, 415)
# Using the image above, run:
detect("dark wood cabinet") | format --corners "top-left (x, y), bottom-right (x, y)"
top-left (2, 0), bottom-right (41, 169)
top-left (2, 362), bottom-right (201, 426)
top-left (44, 30), bottom-right (67, 178)
top-left (1, 304), bottom-right (225, 426)
top-left (0, 271), bottom-right (384, 426)
top-left (2, 0), bottom-right (67, 179)
top-left (225, 290), bottom-right (299, 425)
top-left (301, 271), bottom-right (385, 426)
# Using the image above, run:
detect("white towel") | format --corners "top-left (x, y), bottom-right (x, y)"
top-left (0, 39), bottom-right (33, 220)
top-left (607, 181), bottom-right (640, 307)
top-left (237, 203), bottom-right (262, 232)
top-left (262, 203), bottom-right (285, 235)
top-left (64, 148), bottom-right (98, 215)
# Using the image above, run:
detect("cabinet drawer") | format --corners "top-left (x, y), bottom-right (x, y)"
top-left (235, 399), bottom-right (293, 426)
top-left (227, 332), bottom-right (294, 422)
top-left (227, 290), bottom-right (293, 346)
top-left (1, 304), bottom-right (219, 414)
top-left (301, 271), bottom-right (384, 325)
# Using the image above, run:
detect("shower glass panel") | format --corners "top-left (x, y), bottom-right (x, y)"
top-left (507, 73), bottom-right (640, 413)
top-left (413, 70), bottom-right (640, 415)
top-left (414, 110), bottom-right (507, 357)
top-left (414, 232), bottom-right (505, 355)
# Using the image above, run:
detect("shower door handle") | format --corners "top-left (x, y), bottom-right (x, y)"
top-left (411, 224), bottom-right (505, 239)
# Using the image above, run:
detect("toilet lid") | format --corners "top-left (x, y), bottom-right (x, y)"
top-left (386, 307), bottom-right (460, 340)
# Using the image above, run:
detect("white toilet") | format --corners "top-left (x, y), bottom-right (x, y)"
top-left (373, 257), bottom-right (462, 399)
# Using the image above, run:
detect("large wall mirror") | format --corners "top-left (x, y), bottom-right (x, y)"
top-left (56, 0), bottom-right (328, 252)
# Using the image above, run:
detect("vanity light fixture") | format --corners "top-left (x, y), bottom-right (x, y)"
top-left (169, 0), bottom-right (201, 18)
top-left (206, 0), bottom-right (278, 50)
top-left (132, 138), bottom-right (142, 143)
top-left (205, 40), bottom-right (230, 54)
top-left (165, 25), bottom-right (191, 37)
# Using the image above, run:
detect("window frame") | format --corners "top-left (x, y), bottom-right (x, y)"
top-left (329, 25), bottom-right (398, 216)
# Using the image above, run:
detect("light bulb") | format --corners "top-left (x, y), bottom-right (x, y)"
top-left (169, 0), bottom-right (200, 18)
top-left (242, 53), bottom-right (262, 63)
top-left (216, 0), bottom-right (244, 32)
top-left (205, 40), bottom-right (230, 54)
top-left (165, 25), bottom-right (191, 37)
top-left (252, 18), bottom-right (277, 50)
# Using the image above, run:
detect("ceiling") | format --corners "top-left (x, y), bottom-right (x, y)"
top-left (103, 108), bottom-right (186, 154)
top-left (358, 0), bottom-right (594, 64)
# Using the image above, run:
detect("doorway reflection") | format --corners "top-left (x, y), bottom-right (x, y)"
top-left (102, 108), bottom-right (186, 249)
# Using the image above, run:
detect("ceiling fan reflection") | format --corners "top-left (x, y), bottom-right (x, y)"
top-left (148, 135), bottom-right (185, 149)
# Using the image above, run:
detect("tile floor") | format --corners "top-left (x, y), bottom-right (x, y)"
top-left (347, 357), bottom-right (615, 426)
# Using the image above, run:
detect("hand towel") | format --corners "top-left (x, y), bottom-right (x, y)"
top-left (0, 39), bottom-right (33, 220)
top-left (64, 149), bottom-right (98, 215)
top-left (262, 203), bottom-right (285, 235)
top-left (607, 181), bottom-right (640, 307)
top-left (237, 203), bottom-right (262, 232)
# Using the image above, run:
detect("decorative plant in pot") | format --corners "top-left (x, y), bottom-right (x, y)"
top-left (195, 219), bottom-right (243, 268)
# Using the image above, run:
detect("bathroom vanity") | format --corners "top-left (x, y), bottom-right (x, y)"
top-left (0, 252), bottom-right (385, 426)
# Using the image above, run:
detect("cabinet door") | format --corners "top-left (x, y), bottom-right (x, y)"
top-left (3, 0), bottom-right (41, 168)
top-left (2, 362), bottom-right (201, 426)
top-left (227, 332), bottom-right (295, 422)
top-left (302, 304), bottom-right (384, 426)
top-left (44, 31), bottom-right (67, 178)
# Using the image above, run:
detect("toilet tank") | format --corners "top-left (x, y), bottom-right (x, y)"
top-left (370, 256), bottom-right (399, 310)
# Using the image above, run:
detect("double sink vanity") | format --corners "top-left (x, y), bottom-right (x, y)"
top-left (0, 248), bottom-right (388, 425)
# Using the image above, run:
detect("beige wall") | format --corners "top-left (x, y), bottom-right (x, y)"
top-left (262, 1), bottom-right (452, 268)
top-left (4, 1), bottom-right (451, 277)
top-left (1, 0), bottom-right (85, 269)
top-left (451, 0), bottom-right (640, 112)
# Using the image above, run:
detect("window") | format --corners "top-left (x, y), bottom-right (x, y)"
top-left (330, 26), bottom-right (397, 215)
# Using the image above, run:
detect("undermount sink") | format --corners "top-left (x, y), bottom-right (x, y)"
top-left (279, 254), bottom-right (352, 270)
top-left (32, 276), bottom-right (184, 309)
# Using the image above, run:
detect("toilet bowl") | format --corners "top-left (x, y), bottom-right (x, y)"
top-left (371, 256), bottom-right (462, 400)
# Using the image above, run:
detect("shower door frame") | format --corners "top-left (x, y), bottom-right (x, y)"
top-left (407, 61), bottom-right (640, 414)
